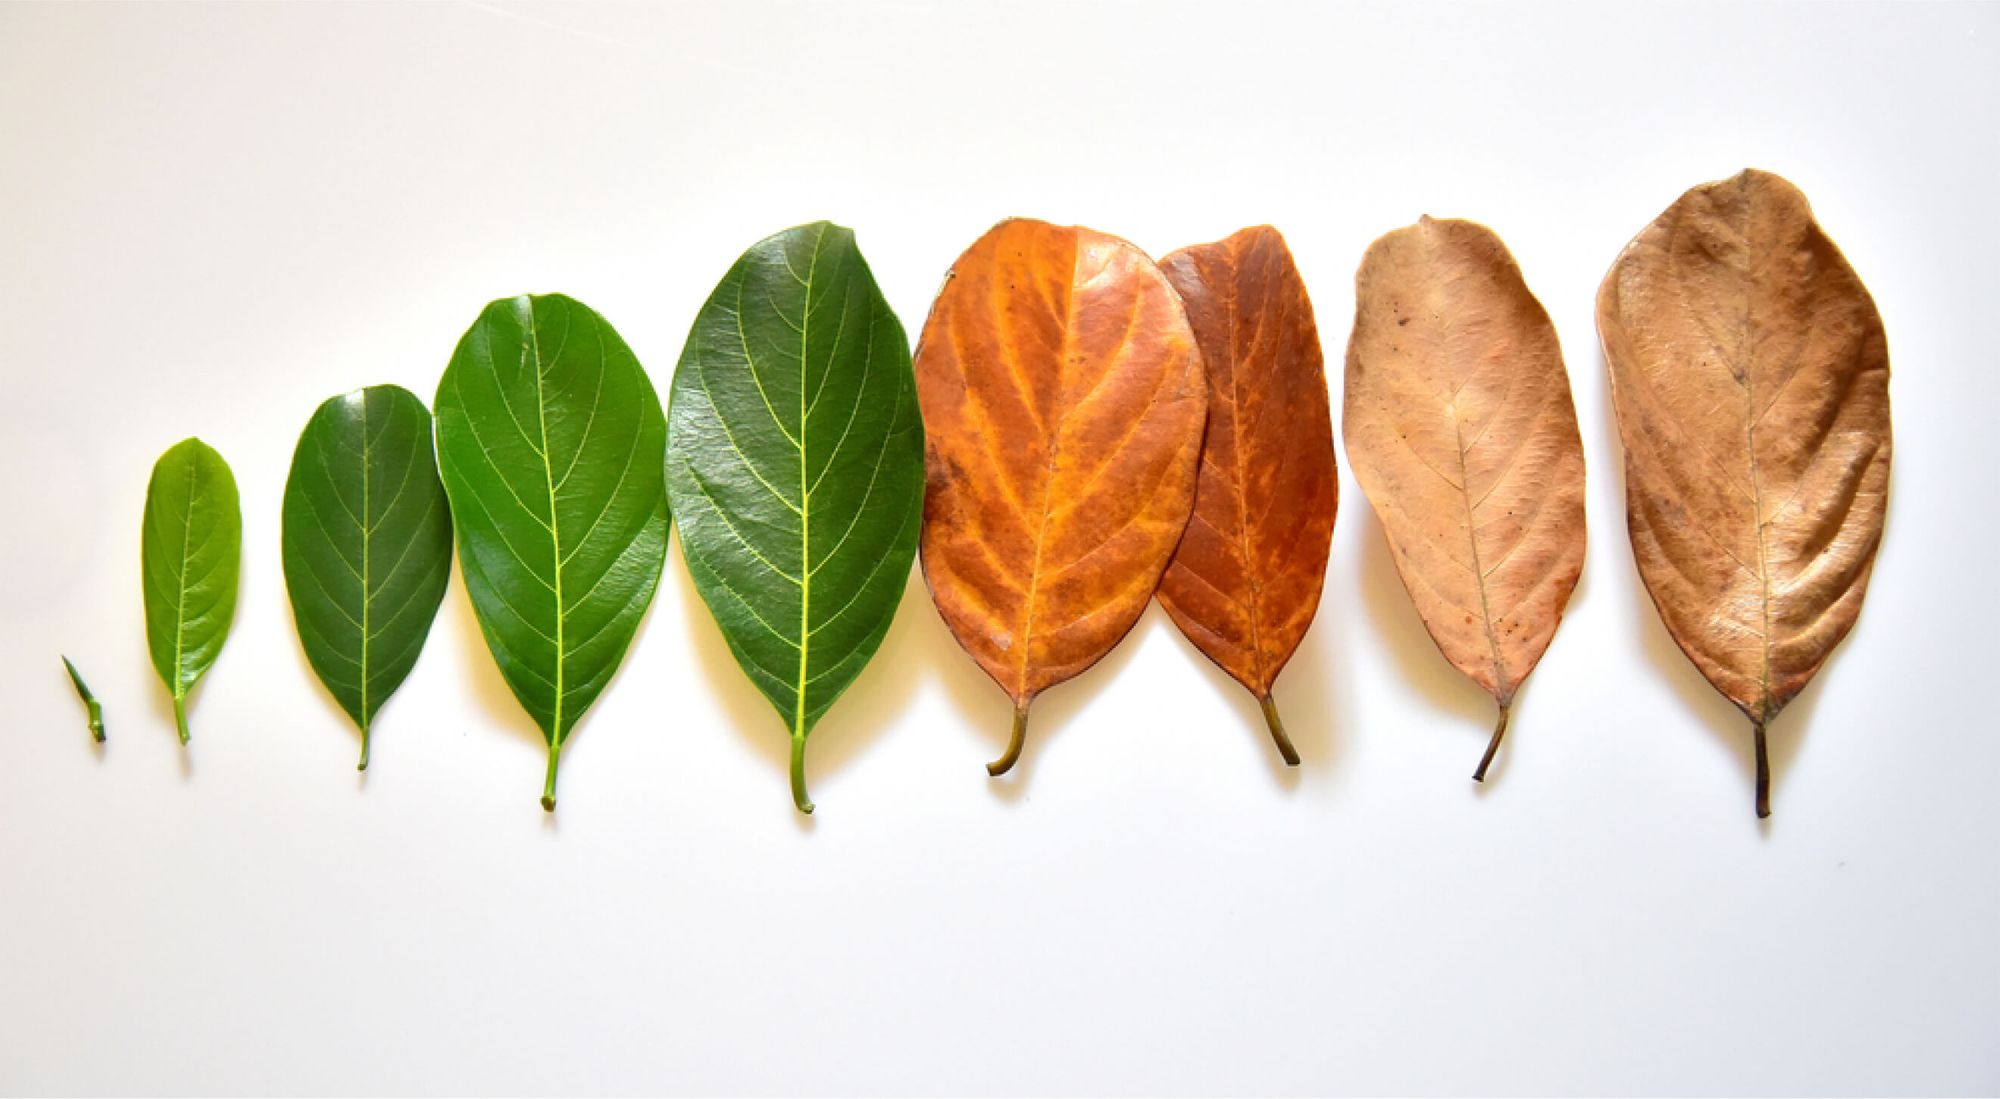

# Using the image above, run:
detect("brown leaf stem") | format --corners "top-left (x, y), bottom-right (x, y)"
top-left (989, 704), bottom-right (1029, 777)
top-left (1259, 694), bottom-right (1300, 766)
top-left (1473, 701), bottom-right (1510, 783)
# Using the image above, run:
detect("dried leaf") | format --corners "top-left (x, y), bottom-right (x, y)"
top-left (1597, 169), bottom-right (1891, 818)
top-left (1154, 226), bottom-right (1337, 765)
top-left (1343, 217), bottom-right (1587, 780)
top-left (914, 218), bottom-right (1207, 774)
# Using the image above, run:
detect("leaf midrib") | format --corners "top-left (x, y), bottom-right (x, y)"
top-left (1736, 188), bottom-right (1776, 721)
top-left (358, 396), bottom-right (372, 731)
top-left (1423, 233), bottom-right (1510, 699)
top-left (1013, 237), bottom-right (1078, 698)
top-left (1221, 256), bottom-right (1270, 690)
top-left (527, 308), bottom-right (566, 745)
top-left (173, 452), bottom-right (196, 695)
top-left (796, 225), bottom-right (824, 740)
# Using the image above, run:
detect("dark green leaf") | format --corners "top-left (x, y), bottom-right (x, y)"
top-left (434, 294), bottom-right (668, 811)
top-left (281, 385), bottom-right (454, 770)
top-left (61, 656), bottom-right (104, 743)
top-left (141, 437), bottom-right (241, 744)
top-left (666, 223), bottom-right (923, 814)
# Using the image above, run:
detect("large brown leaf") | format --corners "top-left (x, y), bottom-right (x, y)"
top-left (1597, 169), bottom-right (1891, 818)
top-left (1344, 217), bottom-right (1587, 781)
top-left (1155, 226), bottom-right (1337, 766)
top-left (915, 218), bottom-right (1207, 775)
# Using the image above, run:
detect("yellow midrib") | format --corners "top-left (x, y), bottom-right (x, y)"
top-left (527, 310), bottom-right (565, 744)
top-left (1015, 235), bottom-right (1077, 697)
top-left (172, 452), bottom-right (196, 696)
top-left (795, 229), bottom-right (823, 738)
top-left (358, 396), bottom-right (372, 731)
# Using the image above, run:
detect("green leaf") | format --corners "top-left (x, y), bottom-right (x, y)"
top-left (61, 656), bottom-right (105, 744)
top-left (281, 385), bottom-right (454, 771)
top-left (141, 437), bottom-right (241, 744)
top-left (666, 223), bottom-right (924, 814)
top-left (434, 294), bottom-right (668, 811)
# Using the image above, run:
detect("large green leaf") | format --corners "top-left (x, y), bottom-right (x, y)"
top-left (281, 385), bottom-right (454, 770)
top-left (141, 437), bottom-right (241, 743)
top-left (434, 294), bottom-right (668, 811)
top-left (666, 222), bottom-right (923, 814)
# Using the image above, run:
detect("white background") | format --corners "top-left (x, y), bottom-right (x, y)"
top-left (2, 2), bottom-right (1995, 1095)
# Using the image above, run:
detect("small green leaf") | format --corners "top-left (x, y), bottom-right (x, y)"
top-left (141, 438), bottom-right (241, 744)
top-left (434, 294), bottom-right (668, 811)
top-left (666, 223), bottom-right (924, 814)
top-left (61, 656), bottom-right (105, 743)
top-left (281, 385), bottom-right (454, 770)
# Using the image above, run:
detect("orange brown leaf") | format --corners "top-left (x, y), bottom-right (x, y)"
top-left (1155, 226), bottom-right (1337, 765)
top-left (1343, 217), bottom-right (1587, 781)
top-left (914, 219), bottom-right (1207, 775)
top-left (1597, 169), bottom-right (1891, 818)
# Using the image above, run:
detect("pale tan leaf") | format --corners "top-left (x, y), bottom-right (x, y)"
top-left (1344, 217), bottom-right (1587, 781)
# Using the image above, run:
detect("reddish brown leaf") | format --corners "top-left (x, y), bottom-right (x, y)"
top-left (1154, 226), bottom-right (1337, 765)
top-left (914, 218), bottom-right (1208, 775)
top-left (1598, 169), bottom-right (1891, 818)
top-left (1343, 217), bottom-right (1587, 781)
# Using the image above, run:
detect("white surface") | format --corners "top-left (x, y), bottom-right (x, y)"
top-left (2, 2), bottom-right (1996, 1094)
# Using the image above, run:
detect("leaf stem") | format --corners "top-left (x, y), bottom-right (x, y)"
top-left (173, 694), bottom-right (191, 745)
top-left (541, 744), bottom-right (559, 812)
top-left (790, 733), bottom-right (814, 815)
top-left (1754, 720), bottom-right (1770, 819)
top-left (1259, 693), bottom-right (1300, 766)
top-left (1472, 701), bottom-right (1510, 782)
top-left (357, 726), bottom-right (371, 772)
top-left (989, 703), bottom-right (1029, 776)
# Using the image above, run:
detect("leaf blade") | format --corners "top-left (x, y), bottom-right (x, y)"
top-left (1155, 226), bottom-right (1338, 765)
top-left (281, 385), bottom-right (455, 768)
top-left (914, 219), bottom-right (1207, 773)
top-left (667, 223), bottom-right (924, 814)
top-left (1342, 217), bottom-right (1587, 778)
top-left (140, 437), bottom-right (242, 743)
top-left (434, 294), bottom-right (668, 809)
top-left (1597, 169), bottom-right (1891, 817)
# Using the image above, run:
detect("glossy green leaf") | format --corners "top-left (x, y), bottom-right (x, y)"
top-left (666, 222), bottom-right (923, 814)
top-left (434, 294), bottom-right (668, 811)
top-left (141, 437), bottom-right (241, 743)
top-left (281, 385), bottom-right (454, 770)
top-left (61, 656), bottom-right (105, 743)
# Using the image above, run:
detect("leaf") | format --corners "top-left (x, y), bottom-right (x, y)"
top-left (1154, 226), bottom-right (1337, 766)
top-left (1343, 217), bottom-right (1587, 781)
top-left (61, 656), bottom-right (105, 744)
top-left (914, 218), bottom-right (1208, 774)
top-left (141, 437), bottom-right (242, 744)
top-left (1597, 169), bottom-right (1891, 818)
top-left (666, 223), bottom-right (923, 814)
top-left (281, 385), bottom-right (455, 770)
top-left (434, 294), bottom-right (669, 811)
